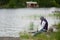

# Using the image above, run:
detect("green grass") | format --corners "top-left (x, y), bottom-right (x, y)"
top-left (20, 30), bottom-right (60, 40)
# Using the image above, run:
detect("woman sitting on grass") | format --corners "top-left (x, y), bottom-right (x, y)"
top-left (34, 16), bottom-right (48, 36)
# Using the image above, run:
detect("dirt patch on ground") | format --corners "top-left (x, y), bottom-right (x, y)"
top-left (0, 37), bottom-right (20, 40)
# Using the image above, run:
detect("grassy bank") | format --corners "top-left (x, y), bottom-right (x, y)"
top-left (20, 30), bottom-right (60, 40)
top-left (20, 12), bottom-right (60, 40)
top-left (20, 23), bottom-right (60, 40)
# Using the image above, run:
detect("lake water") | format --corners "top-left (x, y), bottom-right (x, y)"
top-left (0, 7), bottom-right (60, 37)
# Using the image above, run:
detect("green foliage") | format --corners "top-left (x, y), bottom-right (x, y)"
top-left (0, 0), bottom-right (10, 5)
top-left (20, 32), bottom-right (60, 40)
top-left (20, 33), bottom-right (30, 39)
top-left (55, 31), bottom-right (60, 40)
top-left (49, 12), bottom-right (60, 19)
top-left (55, 0), bottom-right (60, 5)
top-left (29, 22), bottom-right (34, 30)
top-left (54, 13), bottom-right (60, 17)
top-left (0, 0), bottom-right (60, 8)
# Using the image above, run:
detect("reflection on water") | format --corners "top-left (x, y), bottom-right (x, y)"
top-left (0, 8), bottom-right (60, 37)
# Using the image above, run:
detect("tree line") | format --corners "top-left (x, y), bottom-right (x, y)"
top-left (0, 0), bottom-right (60, 8)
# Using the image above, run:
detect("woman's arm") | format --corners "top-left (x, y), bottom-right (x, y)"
top-left (41, 20), bottom-right (43, 25)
